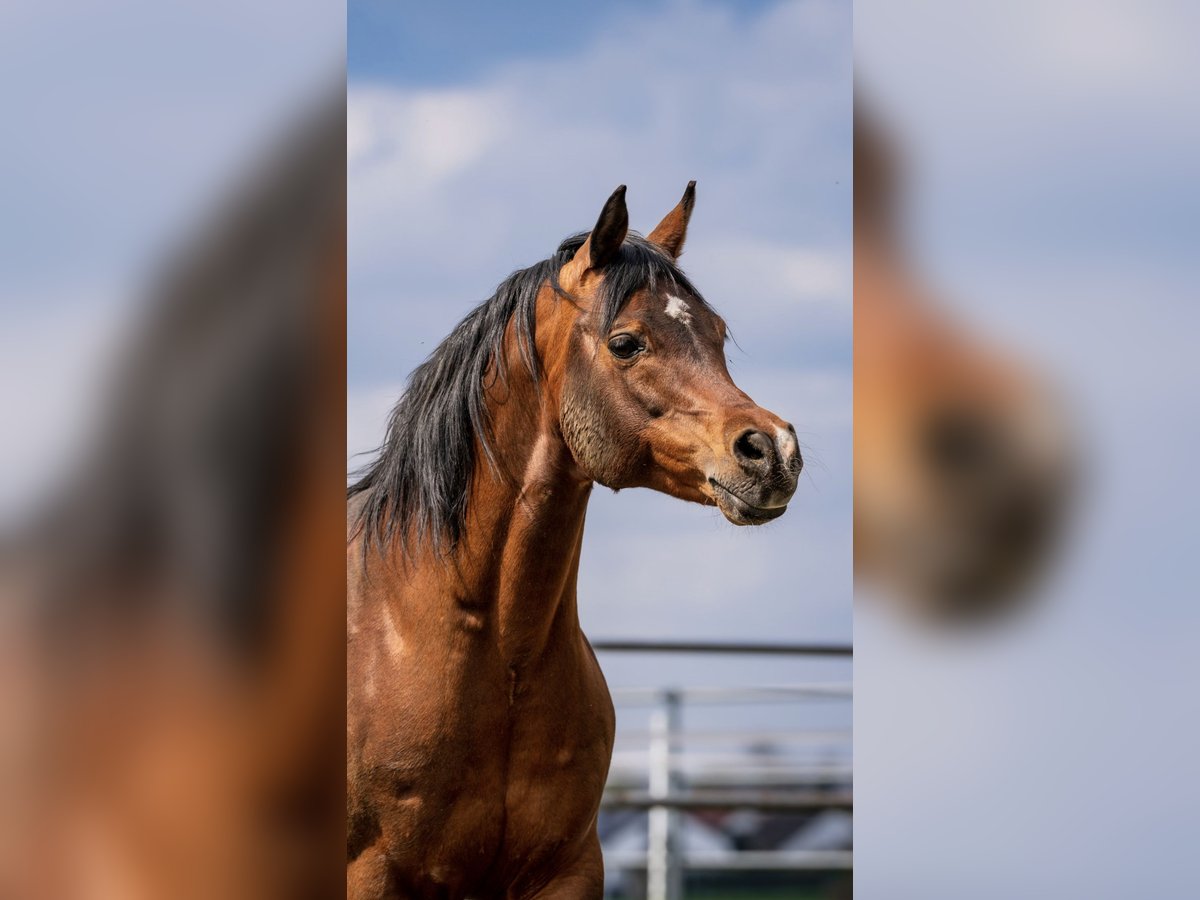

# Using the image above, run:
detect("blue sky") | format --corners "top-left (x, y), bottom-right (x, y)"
top-left (347, 0), bottom-right (853, 665)
top-left (349, 0), bottom-right (781, 85)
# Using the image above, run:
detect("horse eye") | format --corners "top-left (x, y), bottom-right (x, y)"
top-left (607, 334), bottom-right (642, 360)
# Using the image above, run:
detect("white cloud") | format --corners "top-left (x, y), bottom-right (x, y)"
top-left (349, 85), bottom-right (510, 191)
top-left (691, 237), bottom-right (849, 306)
top-left (348, 0), bottom-right (850, 275)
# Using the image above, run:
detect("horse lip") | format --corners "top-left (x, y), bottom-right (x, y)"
top-left (708, 478), bottom-right (788, 523)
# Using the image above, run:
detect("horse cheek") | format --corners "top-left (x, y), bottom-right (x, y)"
top-left (560, 368), bottom-right (637, 489)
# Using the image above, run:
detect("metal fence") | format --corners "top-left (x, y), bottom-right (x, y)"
top-left (592, 640), bottom-right (853, 900)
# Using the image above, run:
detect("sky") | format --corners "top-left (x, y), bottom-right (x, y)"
top-left (349, 0), bottom-right (783, 86)
top-left (347, 0), bottom-right (853, 664)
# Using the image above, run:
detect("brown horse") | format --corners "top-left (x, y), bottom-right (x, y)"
top-left (347, 184), bottom-right (802, 899)
top-left (854, 107), bottom-right (1072, 620)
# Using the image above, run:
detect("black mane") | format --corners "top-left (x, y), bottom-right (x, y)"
top-left (348, 232), bottom-right (706, 554)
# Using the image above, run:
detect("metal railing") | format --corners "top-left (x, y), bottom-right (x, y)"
top-left (591, 640), bottom-right (853, 657)
top-left (593, 640), bottom-right (852, 900)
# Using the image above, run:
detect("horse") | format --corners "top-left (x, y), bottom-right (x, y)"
top-left (854, 105), bottom-right (1072, 621)
top-left (346, 183), bottom-right (802, 899)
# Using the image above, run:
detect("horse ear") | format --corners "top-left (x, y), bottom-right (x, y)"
top-left (646, 181), bottom-right (696, 260)
top-left (561, 185), bottom-right (628, 289)
top-left (588, 184), bottom-right (629, 268)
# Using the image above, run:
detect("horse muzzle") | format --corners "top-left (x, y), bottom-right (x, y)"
top-left (707, 422), bottom-right (802, 526)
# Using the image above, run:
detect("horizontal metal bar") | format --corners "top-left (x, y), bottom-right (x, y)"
top-left (591, 639), bottom-right (852, 656)
top-left (613, 728), bottom-right (853, 745)
top-left (609, 777), bottom-right (854, 792)
top-left (608, 767), bottom-right (853, 780)
top-left (604, 850), bottom-right (853, 871)
top-left (601, 789), bottom-right (853, 811)
top-left (610, 684), bottom-right (852, 705)
top-left (609, 756), bottom-right (854, 777)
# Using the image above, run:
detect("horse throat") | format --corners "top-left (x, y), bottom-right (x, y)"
top-left (473, 420), bottom-right (593, 666)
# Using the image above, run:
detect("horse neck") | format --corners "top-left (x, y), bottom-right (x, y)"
top-left (373, 357), bottom-right (594, 668)
top-left (466, 410), bottom-right (594, 665)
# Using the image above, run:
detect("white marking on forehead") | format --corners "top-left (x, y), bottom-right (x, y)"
top-left (664, 294), bottom-right (693, 328)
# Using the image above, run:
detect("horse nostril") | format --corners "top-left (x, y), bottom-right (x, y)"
top-left (733, 429), bottom-right (772, 464)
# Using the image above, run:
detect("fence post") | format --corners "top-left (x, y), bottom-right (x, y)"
top-left (647, 688), bottom-right (683, 900)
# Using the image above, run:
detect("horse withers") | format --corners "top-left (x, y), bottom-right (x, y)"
top-left (347, 184), bottom-right (801, 899)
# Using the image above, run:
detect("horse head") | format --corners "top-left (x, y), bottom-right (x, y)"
top-left (545, 184), bottom-right (802, 525)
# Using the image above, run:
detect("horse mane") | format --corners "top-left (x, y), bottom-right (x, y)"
top-left (348, 231), bottom-right (707, 555)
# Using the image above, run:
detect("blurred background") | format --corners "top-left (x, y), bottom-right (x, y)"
top-left (855, 0), bottom-right (1200, 896)
top-left (0, 2), bottom-right (345, 897)
top-left (348, 1), bottom-right (851, 896)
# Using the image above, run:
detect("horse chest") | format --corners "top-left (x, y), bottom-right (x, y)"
top-left (351, 640), bottom-right (613, 892)
top-left (489, 656), bottom-right (616, 861)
